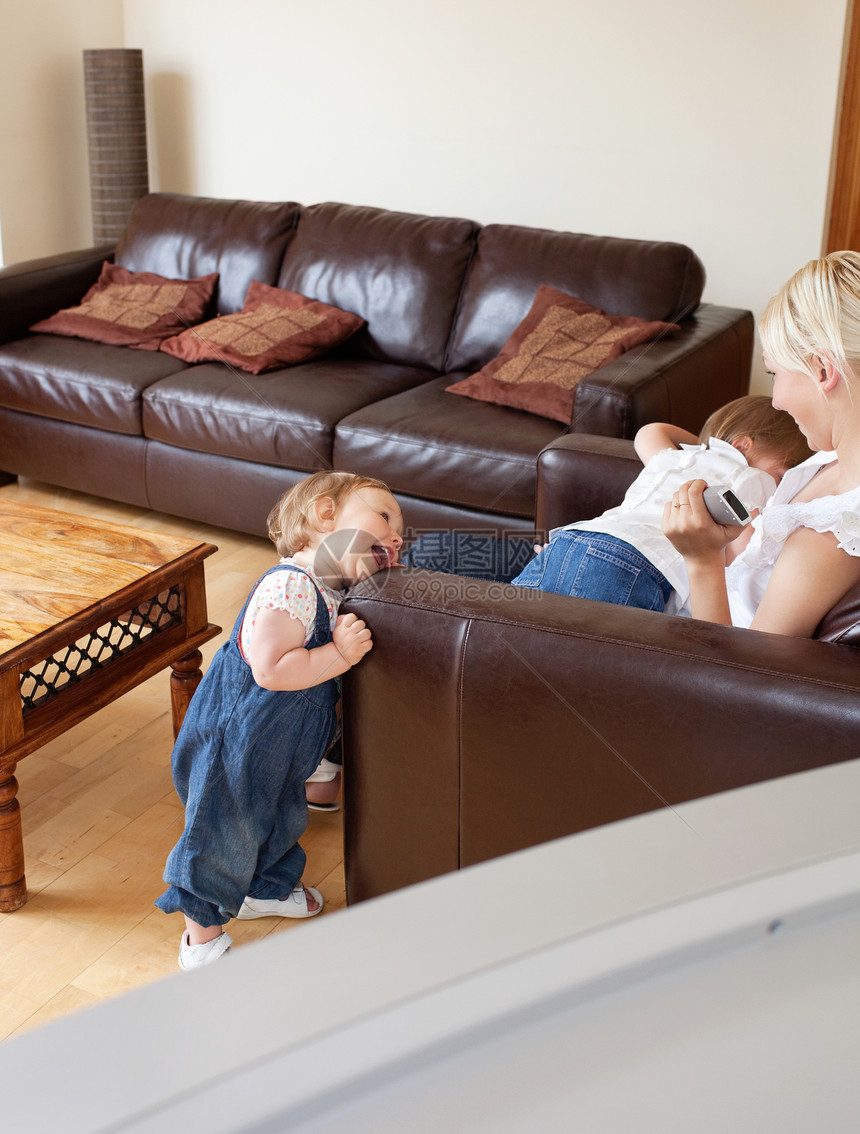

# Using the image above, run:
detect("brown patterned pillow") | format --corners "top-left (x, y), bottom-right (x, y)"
top-left (159, 281), bottom-right (365, 373)
top-left (446, 284), bottom-right (680, 423)
top-left (30, 262), bottom-right (219, 351)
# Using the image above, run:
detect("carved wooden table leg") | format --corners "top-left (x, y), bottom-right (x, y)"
top-left (0, 763), bottom-right (27, 912)
top-left (170, 649), bottom-right (204, 738)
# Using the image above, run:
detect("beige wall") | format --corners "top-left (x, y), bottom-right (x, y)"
top-left (0, 0), bottom-right (849, 393)
top-left (0, 0), bottom-right (125, 264)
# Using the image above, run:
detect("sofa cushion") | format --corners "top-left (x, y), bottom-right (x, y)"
top-left (0, 335), bottom-right (188, 434)
top-left (334, 375), bottom-right (563, 520)
top-left (445, 224), bottom-right (705, 374)
top-left (277, 203), bottom-right (477, 370)
top-left (29, 262), bottom-right (218, 351)
top-left (160, 281), bottom-right (364, 373)
top-left (142, 360), bottom-right (435, 473)
top-left (115, 193), bottom-right (301, 315)
top-left (447, 285), bottom-right (680, 423)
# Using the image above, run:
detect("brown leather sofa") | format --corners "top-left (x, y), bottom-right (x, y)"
top-left (340, 434), bottom-right (860, 904)
top-left (0, 192), bottom-right (752, 538)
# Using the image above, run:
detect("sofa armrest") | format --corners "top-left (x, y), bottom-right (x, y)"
top-left (341, 569), bottom-right (860, 903)
top-left (535, 434), bottom-right (642, 533)
top-left (0, 245), bottom-right (114, 344)
top-left (571, 304), bottom-right (754, 438)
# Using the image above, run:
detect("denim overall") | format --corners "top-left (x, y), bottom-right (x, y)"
top-left (155, 565), bottom-right (339, 927)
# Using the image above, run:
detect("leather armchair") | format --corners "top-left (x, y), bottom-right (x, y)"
top-left (340, 437), bottom-right (860, 904)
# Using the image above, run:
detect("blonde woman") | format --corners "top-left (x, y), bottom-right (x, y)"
top-left (665, 250), bottom-right (860, 636)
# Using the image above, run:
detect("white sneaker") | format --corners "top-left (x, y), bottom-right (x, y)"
top-left (237, 883), bottom-right (324, 920)
top-left (305, 756), bottom-right (341, 784)
top-left (178, 930), bottom-right (233, 970)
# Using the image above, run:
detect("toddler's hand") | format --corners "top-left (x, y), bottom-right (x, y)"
top-left (333, 612), bottom-right (373, 666)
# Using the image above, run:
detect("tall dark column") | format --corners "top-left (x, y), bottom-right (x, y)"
top-left (83, 48), bottom-right (149, 244)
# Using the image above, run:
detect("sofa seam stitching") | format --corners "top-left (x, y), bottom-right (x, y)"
top-left (456, 619), bottom-right (472, 871)
top-left (349, 595), bottom-right (860, 692)
top-left (441, 223), bottom-right (481, 374)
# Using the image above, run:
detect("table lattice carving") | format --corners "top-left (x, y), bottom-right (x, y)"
top-left (19, 586), bottom-right (183, 713)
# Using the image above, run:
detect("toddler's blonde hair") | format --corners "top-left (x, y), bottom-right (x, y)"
top-left (267, 471), bottom-right (394, 557)
top-left (699, 394), bottom-right (812, 469)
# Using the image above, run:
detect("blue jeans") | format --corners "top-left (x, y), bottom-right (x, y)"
top-left (155, 566), bottom-right (338, 927)
top-left (511, 530), bottom-right (673, 611)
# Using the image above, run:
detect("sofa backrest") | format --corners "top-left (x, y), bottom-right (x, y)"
top-left (444, 224), bottom-right (706, 374)
top-left (114, 193), bottom-right (300, 315)
top-left (814, 582), bottom-right (860, 646)
top-left (277, 202), bottom-right (478, 370)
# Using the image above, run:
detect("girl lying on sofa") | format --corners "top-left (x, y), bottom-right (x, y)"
top-left (508, 394), bottom-right (808, 615)
top-left (404, 394), bottom-right (809, 616)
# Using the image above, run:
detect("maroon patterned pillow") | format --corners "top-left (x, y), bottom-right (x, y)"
top-left (30, 261), bottom-right (218, 351)
top-left (447, 284), bottom-right (680, 423)
top-left (159, 280), bottom-right (364, 373)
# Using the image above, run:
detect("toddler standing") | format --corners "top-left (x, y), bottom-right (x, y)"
top-left (155, 471), bottom-right (403, 969)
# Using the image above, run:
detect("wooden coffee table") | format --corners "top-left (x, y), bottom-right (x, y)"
top-left (0, 500), bottom-right (221, 911)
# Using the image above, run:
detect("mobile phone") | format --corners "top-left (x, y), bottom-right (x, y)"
top-left (703, 485), bottom-right (751, 526)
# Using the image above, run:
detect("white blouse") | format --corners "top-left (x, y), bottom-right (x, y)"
top-left (554, 437), bottom-right (777, 616)
top-left (727, 450), bottom-right (860, 627)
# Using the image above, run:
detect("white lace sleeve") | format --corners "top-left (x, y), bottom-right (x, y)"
top-left (756, 488), bottom-right (860, 564)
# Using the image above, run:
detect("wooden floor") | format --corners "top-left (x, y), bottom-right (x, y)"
top-left (0, 479), bottom-right (346, 1042)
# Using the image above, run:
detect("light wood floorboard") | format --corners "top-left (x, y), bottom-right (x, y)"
top-left (0, 479), bottom-right (345, 1041)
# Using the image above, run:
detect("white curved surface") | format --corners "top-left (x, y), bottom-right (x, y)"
top-left (3, 758), bottom-right (859, 1133)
